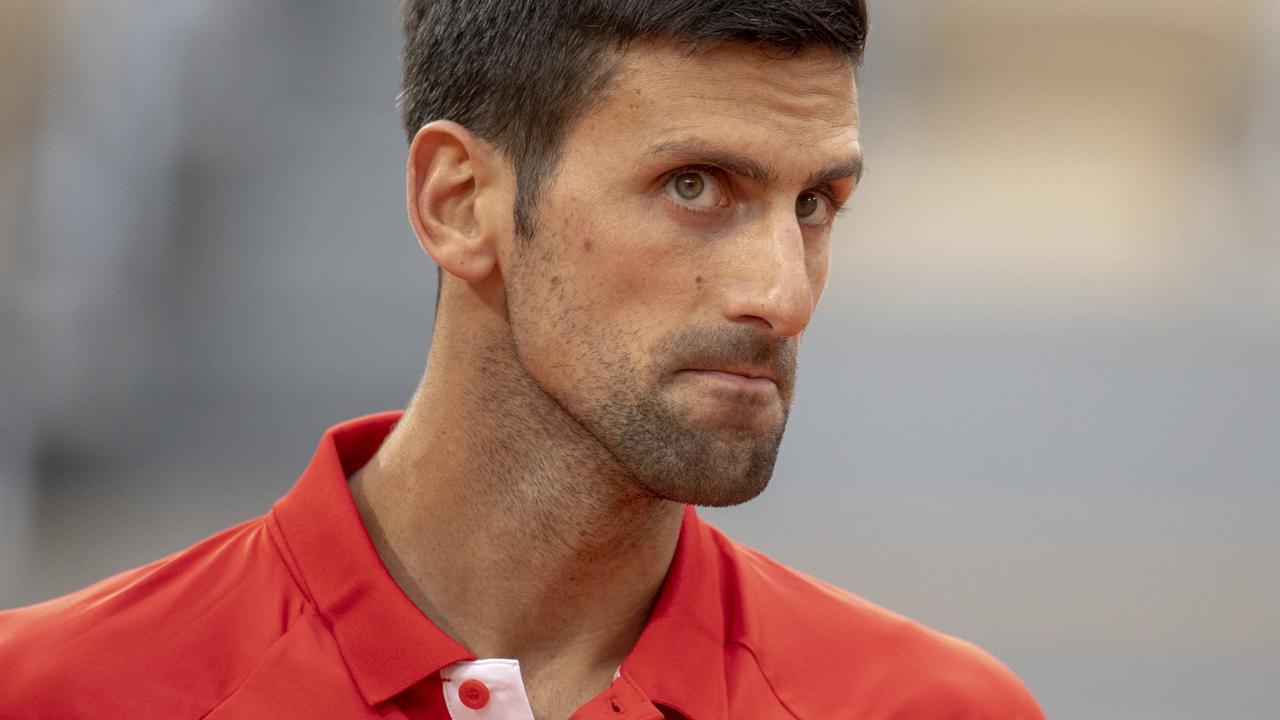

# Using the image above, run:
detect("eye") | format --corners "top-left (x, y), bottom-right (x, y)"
top-left (795, 190), bottom-right (834, 226)
top-left (664, 169), bottom-right (726, 211)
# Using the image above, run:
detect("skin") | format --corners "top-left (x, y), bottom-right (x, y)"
top-left (351, 41), bottom-right (861, 720)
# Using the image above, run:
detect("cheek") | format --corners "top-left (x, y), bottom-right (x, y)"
top-left (509, 227), bottom-right (650, 358)
top-left (578, 223), bottom-right (700, 313)
top-left (519, 178), bottom-right (709, 344)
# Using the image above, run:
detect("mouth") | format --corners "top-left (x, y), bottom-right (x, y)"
top-left (677, 368), bottom-right (778, 393)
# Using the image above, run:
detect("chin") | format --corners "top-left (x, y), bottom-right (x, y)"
top-left (577, 363), bottom-right (791, 506)
top-left (643, 468), bottom-right (775, 508)
top-left (625, 432), bottom-right (783, 508)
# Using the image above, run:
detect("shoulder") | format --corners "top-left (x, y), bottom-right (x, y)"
top-left (707, 525), bottom-right (1043, 720)
top-left (0, 516), bottom-right (310, 719)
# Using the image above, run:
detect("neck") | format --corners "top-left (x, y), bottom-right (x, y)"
top-left (349, 316), bottom-right (684, 691)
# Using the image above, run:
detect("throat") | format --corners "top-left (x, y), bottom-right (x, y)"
top-left (348, 408), bottom-right (685, 691)
top-left (348, 324), bottom-right (686, 701)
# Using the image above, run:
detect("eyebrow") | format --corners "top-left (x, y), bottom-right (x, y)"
top-left (808, 156), bottom-right (864, 188)
top-left (646, 138), bottom-right (863, 188)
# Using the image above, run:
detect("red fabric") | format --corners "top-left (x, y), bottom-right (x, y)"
top-left (0, 413), bottom-right (1043, 719)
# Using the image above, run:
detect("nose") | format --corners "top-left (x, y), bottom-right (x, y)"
top-left (721, 213), bottom-right (818, 338)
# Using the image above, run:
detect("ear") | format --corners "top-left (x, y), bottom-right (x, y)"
top-left (406, 120), bottom-right (511, 283)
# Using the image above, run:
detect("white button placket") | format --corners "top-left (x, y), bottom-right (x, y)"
top-left (440, 659), bottom-right (537, 720)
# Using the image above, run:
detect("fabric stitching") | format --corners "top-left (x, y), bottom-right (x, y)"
top-left (196, 607), bottom-right (311, 719)
top-left (195, 515), bottom-right (314, 719)
top-left (725, 639), bottom-right (804, 720)
top-left (264, 510), bottom-right (315, 604)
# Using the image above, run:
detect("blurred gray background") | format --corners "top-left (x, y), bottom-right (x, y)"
top-left (2, 1), bottom-right (1278, 718)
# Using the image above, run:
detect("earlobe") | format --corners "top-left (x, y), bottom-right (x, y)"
top-left (406, 121), bottom-right (505, 283)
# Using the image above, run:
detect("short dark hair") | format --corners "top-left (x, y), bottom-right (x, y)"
top-left (401, 0), bottom-right (868, 240)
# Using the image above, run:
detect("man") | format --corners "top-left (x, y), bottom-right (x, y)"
top-left (0, 1), bottom-right (1044, 718)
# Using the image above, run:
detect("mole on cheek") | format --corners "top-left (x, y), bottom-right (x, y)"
top-left (695, 275), bottom-right (703, 288)
top-left (582, 239), bottom-right (594, 252)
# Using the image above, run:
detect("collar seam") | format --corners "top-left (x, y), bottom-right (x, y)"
top-left (199, 608), bottom-right (314, 718)
top-left (264, 511), bottom-right (317, 608)
top-left (725, 638), bottom-right (803, 720)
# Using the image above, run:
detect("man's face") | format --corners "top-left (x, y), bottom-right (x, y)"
top-left (503, 42), bottom-right (861, 506)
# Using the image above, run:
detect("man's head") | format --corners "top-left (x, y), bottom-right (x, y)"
top-left (401, 1), bottom-right (867, 507)
top-left (401, 0), bottom-right (867, 237)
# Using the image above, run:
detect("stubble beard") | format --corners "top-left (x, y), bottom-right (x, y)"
top-left (506, 230), bottom-right (798, 508)
top-left (577, 327), bottom-right (796, 508)
top-left (509, 312), bottom-right (799, 508)
top-left (594, 387), bottom-right (789, 507)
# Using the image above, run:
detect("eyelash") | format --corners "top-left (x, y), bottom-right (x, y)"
top-left (663, 165), bottom-right (845, 222)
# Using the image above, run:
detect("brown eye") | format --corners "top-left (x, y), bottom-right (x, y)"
top-left (796, 192), bottom-right (818, 217)
top-left (673, 172), bottom-right (705, 200)
top-left (795, 191), bottom-right (831, 226)
top-left (665, 169), bottom-right (725, 211)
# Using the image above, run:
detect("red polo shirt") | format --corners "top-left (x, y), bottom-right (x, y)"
top-left (0, 413), bottom-right (1043, 719)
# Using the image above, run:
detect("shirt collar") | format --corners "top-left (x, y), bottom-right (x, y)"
top-left (622, 505), bottom-right (730, 720)
top-left (272, 412), bottom-right (474, 705)
top-left (272, 413), bottom-right (730, 719)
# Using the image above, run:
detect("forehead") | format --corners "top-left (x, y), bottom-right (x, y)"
top-left (566, 42), bottom-right (860, 170)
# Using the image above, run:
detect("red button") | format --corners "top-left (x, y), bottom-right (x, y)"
top-left (459, 678), bottom-right (490, 710)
